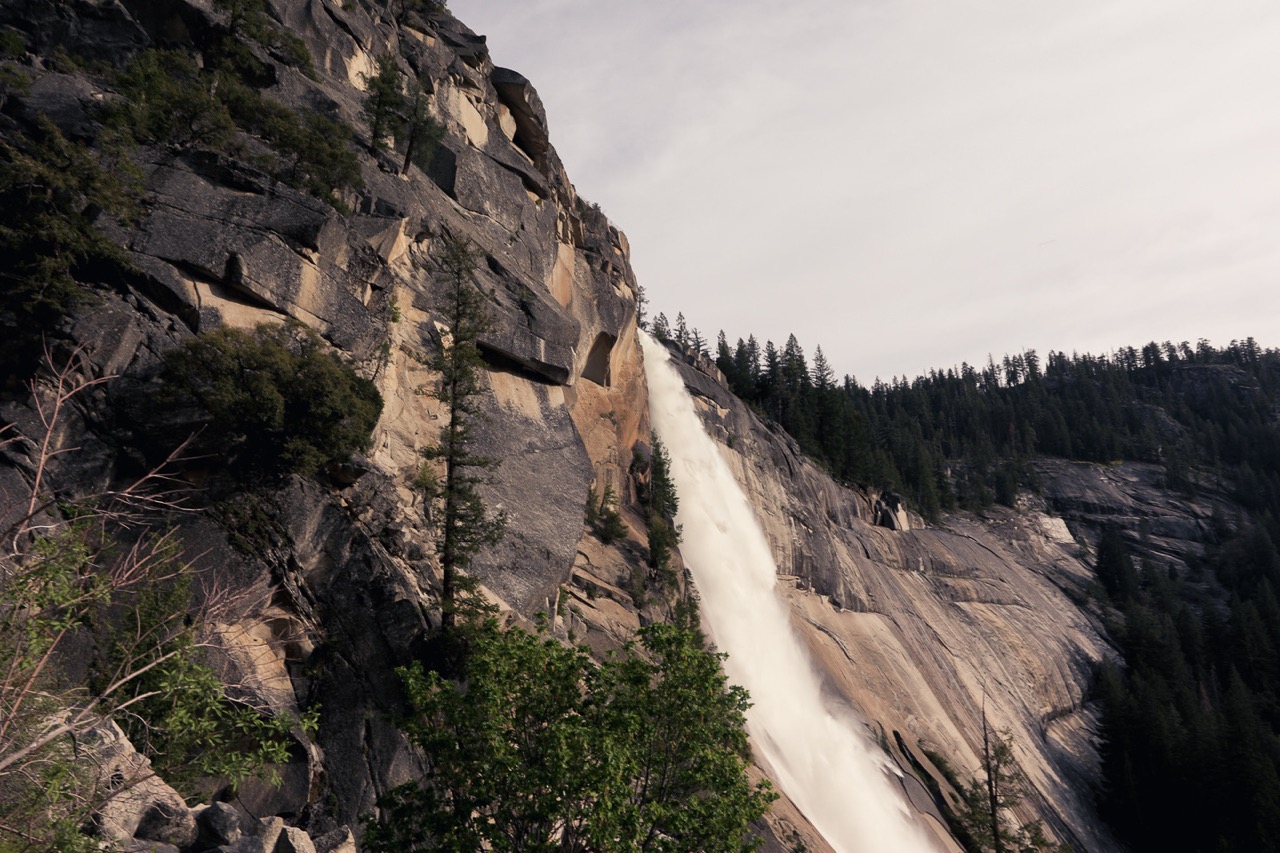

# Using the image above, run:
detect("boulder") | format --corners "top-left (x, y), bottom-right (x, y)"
top-left (133, 800), bottom-right (198, 849)
top-left (196, 802), bottom-right (244, 848)
top-left (276, 827), bottom-right (318, 853)
top-left (86, 722), bottom-right (195, 848)
top-left (312, 826), bottom-right (357, 853)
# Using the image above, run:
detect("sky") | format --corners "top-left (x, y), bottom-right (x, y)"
top-left (449, 0), bottom-right (1280, 384)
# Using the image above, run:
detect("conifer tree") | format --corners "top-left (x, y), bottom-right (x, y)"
top-left (420, 236), bottom-right (505, 631)
top-left (397, 80), bottom-right (445, 175)
top-left (957, 711), bottom-right (1056, 852)
top-left (651, 312), bottom-right (671, 342)
top-left (361, 52), bottom-right (405, 149)
top-left (812, 345), bottom-right (834, 390)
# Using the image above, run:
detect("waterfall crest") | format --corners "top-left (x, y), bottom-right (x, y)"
top-left (640, 333), bottom-right (934, 853)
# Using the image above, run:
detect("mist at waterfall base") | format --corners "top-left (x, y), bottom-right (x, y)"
top-left (640, 334), bottom-right (933, 853)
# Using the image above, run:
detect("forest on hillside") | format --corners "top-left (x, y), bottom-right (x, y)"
top-left (653, 312), bottom-right (1280, 852)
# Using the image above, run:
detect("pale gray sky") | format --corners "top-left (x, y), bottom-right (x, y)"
top-left (450, 0), bottom-right (1280, 383)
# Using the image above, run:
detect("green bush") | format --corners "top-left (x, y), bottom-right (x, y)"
top-left (218, 74), bottom-right (362, 206)
top-left (158, 323), bottom-right (382, 480)
top-left (107, 49), bottom-right (235, 148)
top-left (0, 358), bottom-right (312, 848)
top-left (364, 620), bottom-right (774, 851)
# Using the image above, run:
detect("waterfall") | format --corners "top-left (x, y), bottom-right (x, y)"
top-left (640, 333), bottom-right (933, 853)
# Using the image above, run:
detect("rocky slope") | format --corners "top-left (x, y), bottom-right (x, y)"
top-left (0, 1), bottom-right (1239, 851)
top-left (1, 0), bottom-right (654, 848)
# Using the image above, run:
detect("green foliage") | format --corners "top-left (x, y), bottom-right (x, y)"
top-left (1094, 526), bottom-right (1139, 602)
top-left (704, 325), bottom-right (1280, 847)
top-left (0, 115), bottom-right (138, 376)
top-left (392, 0), bottom-right (449, 22)
top-left (588, 483), bottom-right (627, 545)
top-left (0, 60), bottom-right (30, 99)
top-left (0, 30), bottom-right (31, 105)
top-left (0, 29), bottom-right (25, 58)
top-left (212, 0), bottom-right (315, 77)
top-left (215, 492), bottom-right (289, 555)
top-left (106, 49), bottom-right (235, 148)
top-left (1096, 519), bottom-right (1280, 851)
top-left (158, 323), bottom-right (382, 480)
top-left (361, 52), bottom-right (404, 149)
top-left (104, 39), bottom-right (356, 208)
top-left (0, 511), bottom-right (298, 846)
top-left (644, 436), bottom-right (680, 571)
top-left (397, 83), bottom-right (445, 174)
top-left (360, 53), bottom-right (445, 173)
top-left (364, 620), bottom-right (774, 851)
top-left (216, 73), bottom-right (362, 207)
top-left (420, 237), bottom-right (506, 631)
top-left (953, 717), bottom-right (1057, 853)
top-left (714, 330), bottom-right (1280, 519)
top-left (98, 572), bottom-right (316, 795)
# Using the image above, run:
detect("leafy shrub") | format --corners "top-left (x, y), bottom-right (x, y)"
top-left (158, 323), bottom-right (382, 480)
top-left (107, 50), bottom-right (235, 148)
top-left (0, 354), bottom-right (310, 848)
top-left (365, 620), bottom-right (774, 851)
top-left (218, 74), bottom-right (362, 206)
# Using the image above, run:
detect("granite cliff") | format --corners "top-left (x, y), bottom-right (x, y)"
top-left (0, 2), bottom-right (1240, 851)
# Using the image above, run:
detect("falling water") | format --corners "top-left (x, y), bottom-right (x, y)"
top-left (640, 333), bottom-right (934, 853)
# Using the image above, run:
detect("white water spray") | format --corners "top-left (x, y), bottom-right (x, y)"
top-left (641, 334), bottom-right (934, 853)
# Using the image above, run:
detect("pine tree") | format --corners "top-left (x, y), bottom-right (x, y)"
top-left (651, 312), bottom-right (671, 342)
top-left (645, 436), bottom-right (680, 574)
top-left (361, 52), bottom-right (405, 149)
top-left (397, 80), bottom-right (444, 175)
top-left (421, 236), bottom-right (505, 632)
top-left (957, 711), bottom-right (1057, 852)
top-left (811, 345), bottom-right (834, 390)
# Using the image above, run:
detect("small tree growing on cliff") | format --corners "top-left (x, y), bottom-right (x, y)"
top-left (361, 52), bottom-right (404, 149)
top-left (397, 81), bottom-right (445, 176)
top-left (418, 236), bottom-right (505, 632)
top-left (955, 711), bottom-right (1059, 853)
top-left (645, 436), bottom-right (681, 577)
top-left (361, 53), bottom-right (445, 174)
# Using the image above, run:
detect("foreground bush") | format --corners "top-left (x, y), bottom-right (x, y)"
top-left (364, 619), bottom-right (775, 852)
top-left (0, 350), bottom-right (307, 849)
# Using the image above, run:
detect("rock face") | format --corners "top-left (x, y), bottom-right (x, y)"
top-left (0, 1), bottom-right (1236, 851)
top-left (0, 0), bottom-right (650, 846)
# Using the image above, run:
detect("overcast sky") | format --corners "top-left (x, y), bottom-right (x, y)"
top-left (450, 0), bottom-right (1280, 384)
